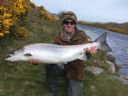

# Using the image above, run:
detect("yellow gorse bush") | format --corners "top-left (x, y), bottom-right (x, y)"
top-left (0, 0), bottom-right (30, 39)
top-left (0, 6), bottom-right (12, 38)
top-left (0, 32), bottom-right (4, 37)
top-left (15, 27), bottom-right (29, 38)
top-left (3, 12), bottom-right (12, 19)
top-left (111, 27), bottom-right (127, 33)
top-left (38, 6), bottom-right (56, 23)
top-left (2, 19), bottom-right (13, 29)
top-left (13, 0), bottom-right (27, 16)
top-left (46, 15), bottom-right (56, 23)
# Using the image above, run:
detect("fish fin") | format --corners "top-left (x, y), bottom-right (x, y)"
top-left (78, 52), bottom-right (87, 61)
top-left (24, 53), bottom-right (32, 57)
top-left (95, 32), bottom-right (112, 52)
top-left (57, 63), bottom-right (64, 69)
top-left (7, 54), bottom-right (13, 57)
top-left (63, 62), bottom-right (68, 64)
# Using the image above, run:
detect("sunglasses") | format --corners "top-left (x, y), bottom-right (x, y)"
top-left (63, 20), bottom-right (76, 25)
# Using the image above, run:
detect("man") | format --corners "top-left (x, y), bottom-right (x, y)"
top-left (30, 11), bottom-right (96, 96)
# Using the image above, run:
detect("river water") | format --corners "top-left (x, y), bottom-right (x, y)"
top-left (78, 24), bottom-right (128, 76)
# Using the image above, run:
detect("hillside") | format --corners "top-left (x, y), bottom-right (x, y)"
top-left (0, 1), bottom-right (61, 95)
top-left (78, 21), bottom-right (128, 34)
top-left (0, 1), bottom-right (128, 96)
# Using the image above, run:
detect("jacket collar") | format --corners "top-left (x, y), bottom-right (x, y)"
top-left (59, 27), bottom-right (80, 42)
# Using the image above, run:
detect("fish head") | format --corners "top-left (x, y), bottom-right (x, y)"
top-left (5, 47), bottom-right (32, 62)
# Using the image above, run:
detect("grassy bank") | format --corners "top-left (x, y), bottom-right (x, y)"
top-left (78, 21), bottom-right (128, 34)
top-left (0, 8), bottom-right (60, 96)
top-left (0, 5), bottom-right (128, 96)
top-left (84, 51), bottom-right (128, 96)
top-left (84, 72), bottom-right (128, 96)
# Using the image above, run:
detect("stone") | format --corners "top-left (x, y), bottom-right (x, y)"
top-left (105, 60), bottom-right (116, 73)
top-left (85, 66), bottom-right (104, 75)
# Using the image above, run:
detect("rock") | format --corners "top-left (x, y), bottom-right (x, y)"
top-left (105, 60), bottom-right (116, 73)
top-left (106, 53), bottom-right (116, 63)
top-left (123, 76), bottom-right (128, 80)
top-left (85, 66), bottom-right (104, 75)
top-left (105, 53), bottom-right (120, 72)
top-left (111, 76), bottom-right (128, 86)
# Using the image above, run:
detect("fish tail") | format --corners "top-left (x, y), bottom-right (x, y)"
top-left (95, 32), bottom-right (112, 52)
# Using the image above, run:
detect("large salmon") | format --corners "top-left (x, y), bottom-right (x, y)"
top-left (5, 32), bottom-right (112, 64)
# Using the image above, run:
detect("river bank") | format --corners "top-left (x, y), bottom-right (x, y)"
top-left (78, 21), bottom-right (128, 34)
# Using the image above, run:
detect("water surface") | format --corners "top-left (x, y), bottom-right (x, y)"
top-left (78, 25), bottom-right (128, 76)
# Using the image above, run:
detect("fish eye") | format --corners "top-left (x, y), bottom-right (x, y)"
top-left (6, 54), bottom-right (12, 58)
top-left (24, 53), bottom-right (32, 57)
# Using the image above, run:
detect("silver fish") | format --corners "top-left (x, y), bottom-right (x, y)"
top-left (5, 32), bottom-right (112, 64)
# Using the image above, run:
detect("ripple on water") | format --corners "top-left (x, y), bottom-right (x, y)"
top-left (78, 25), bottom-right (128, 76)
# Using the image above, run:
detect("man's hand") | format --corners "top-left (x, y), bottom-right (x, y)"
top-left (85, 47), bottom-right (97, 55)
top-left (28, 59), bottom-right (41, 65)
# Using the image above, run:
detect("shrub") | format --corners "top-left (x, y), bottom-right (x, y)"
top-left (38, 6), bottom-right (56, 23)
top-left (14, 27), bottom-right (29, 38)
top-left (0, 0), bottom-right (30, 39)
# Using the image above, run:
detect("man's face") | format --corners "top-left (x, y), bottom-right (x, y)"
top-left (62, 19), bottom-right (76, 33)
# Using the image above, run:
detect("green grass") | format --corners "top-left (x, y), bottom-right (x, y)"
top-left (0, 8), bottom-right (128, 96)
top-left (84, 72), bottom-right (128, 96)
top-left (0, 61), bottom-right (45, 96)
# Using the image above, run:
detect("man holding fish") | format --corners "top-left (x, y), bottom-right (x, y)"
top-left (30, 11), bottom-right (96, 96)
